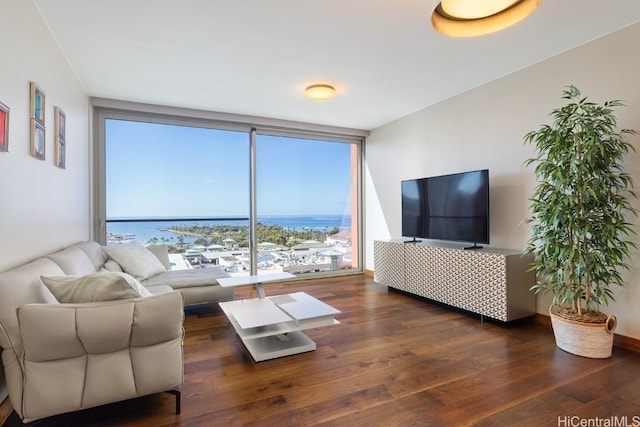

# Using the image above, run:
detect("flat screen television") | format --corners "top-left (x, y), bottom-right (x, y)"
top-left (401, 169), bottom-right (489, 249)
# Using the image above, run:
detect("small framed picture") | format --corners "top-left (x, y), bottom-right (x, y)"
top-left (56, 139), bottom-right (65, 168)
top-left (30, 118), bottom-right (45, 160)
top-left (54, 107), bottom-right (66, 168)
top-left (30, 82), bottom-right (45, 123)
top-left (0, 101), bottom-right (8, 152)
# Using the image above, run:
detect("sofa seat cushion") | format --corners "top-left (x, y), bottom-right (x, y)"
top-left (142, 267), bottom-right (230, 290)
top-left (103, 243), bottom-right (166, 281)
top-left (41, 272), bottom-right (153, 303)
top-left (145, 285), bottom-right (174, 296)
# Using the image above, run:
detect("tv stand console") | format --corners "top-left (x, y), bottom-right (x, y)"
top-left (373, 240), bottom-right (535, 322)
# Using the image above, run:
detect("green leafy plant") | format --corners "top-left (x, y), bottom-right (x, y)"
top-left (523, 85), bottom-right (638, 320)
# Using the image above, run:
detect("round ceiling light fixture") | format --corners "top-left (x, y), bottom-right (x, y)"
top-left (305, 84), bottom-right (336, 100)
top-left (431, 0), bottom-right (542, 37)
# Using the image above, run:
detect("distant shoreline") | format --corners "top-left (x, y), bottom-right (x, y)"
top-left (107, 215), bottom-right (351, 245)
top-left (160, 228), bottom-right (206, 238)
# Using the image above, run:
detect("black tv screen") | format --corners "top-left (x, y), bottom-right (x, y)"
top-left (402, 169), bottom-right (489, 245)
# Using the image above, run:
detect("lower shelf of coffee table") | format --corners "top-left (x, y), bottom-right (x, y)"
top-left (240, 331), bottom-right (317, 362)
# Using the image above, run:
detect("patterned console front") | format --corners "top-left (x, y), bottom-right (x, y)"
top-left (374, 240), bottom-right (535, 322)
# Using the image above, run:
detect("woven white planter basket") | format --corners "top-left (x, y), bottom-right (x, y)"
top-left (549, 305), bottom-right (617, 359)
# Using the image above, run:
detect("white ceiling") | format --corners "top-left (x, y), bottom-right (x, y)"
top-left (34, 0), bottom-right (640, 131)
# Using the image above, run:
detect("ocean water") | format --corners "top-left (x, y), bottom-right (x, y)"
top-left (107, 214), bottom-right (351, 245)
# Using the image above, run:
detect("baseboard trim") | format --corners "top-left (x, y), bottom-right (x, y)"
top-left (0, 396), bottom-right (12, 426)
top-left (364, 269), bottom-right (374, 277)
top-left (535, 313), bottom-right (640, 353)
top-left (534, 313), bottom-right (552, 328)
top-left (613, 333), bottom-right (640, 354)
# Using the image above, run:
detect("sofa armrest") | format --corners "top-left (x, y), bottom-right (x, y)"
top-left (14, 292), bottom-right (184, 422)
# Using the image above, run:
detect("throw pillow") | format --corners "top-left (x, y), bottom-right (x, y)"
top-left (146, 244), bottom-right (171, 270)
top-left (103, 259), bottom-right (124, 272)
top-left (102, 243), bottom-right (166, 280)
top-left (41, 271), bottom-right (153, 303)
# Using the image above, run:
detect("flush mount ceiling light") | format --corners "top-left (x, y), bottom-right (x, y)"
top-left (431, 0), bottom-right (542, 37)
top-left (305, 84), bottom-right (336, 100)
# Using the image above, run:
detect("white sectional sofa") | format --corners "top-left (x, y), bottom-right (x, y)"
top-left (0, 240), bottom-right (234, 423)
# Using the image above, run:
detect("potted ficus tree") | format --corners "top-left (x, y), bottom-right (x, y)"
top-left (523, 85), bottom-right (638, 358)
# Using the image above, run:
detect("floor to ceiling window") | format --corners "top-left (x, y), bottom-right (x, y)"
top-left (256, 134), bottom-right (359, 274)
top-left (104, 118), bottom-right (251, 271)
top-left (95, 103), bottom-right (363, 278)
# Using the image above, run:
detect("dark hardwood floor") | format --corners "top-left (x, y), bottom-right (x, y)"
top-left (4, 275), bottom-right (640, 426)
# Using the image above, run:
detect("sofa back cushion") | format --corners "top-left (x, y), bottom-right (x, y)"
top-left (73, 241), bottom-right (109, 271)
top-left (46, 246), bottom-right (97, 276)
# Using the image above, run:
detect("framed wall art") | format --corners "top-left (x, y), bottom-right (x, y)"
top-left (30, 81), bottom-right (45, 123)
top-left (0, 101), bottom-right (8, 152)
top-left (30, 118), bottom-right (45, 160)
top-left (54, 107), bottom-right (66, 168)
top-left (29, 82), bottom-right (46, 160)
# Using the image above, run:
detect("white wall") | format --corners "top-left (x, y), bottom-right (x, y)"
top-left (365, 23), bottom-right (640, 340)
top-left (0, 0), bottom-right (90, 402)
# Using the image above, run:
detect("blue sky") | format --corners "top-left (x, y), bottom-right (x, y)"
top-left (106, 120), bottom-right (354, 218)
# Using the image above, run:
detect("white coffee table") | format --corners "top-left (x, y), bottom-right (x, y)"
top-left (218, 273), bottom-right (340, 361)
